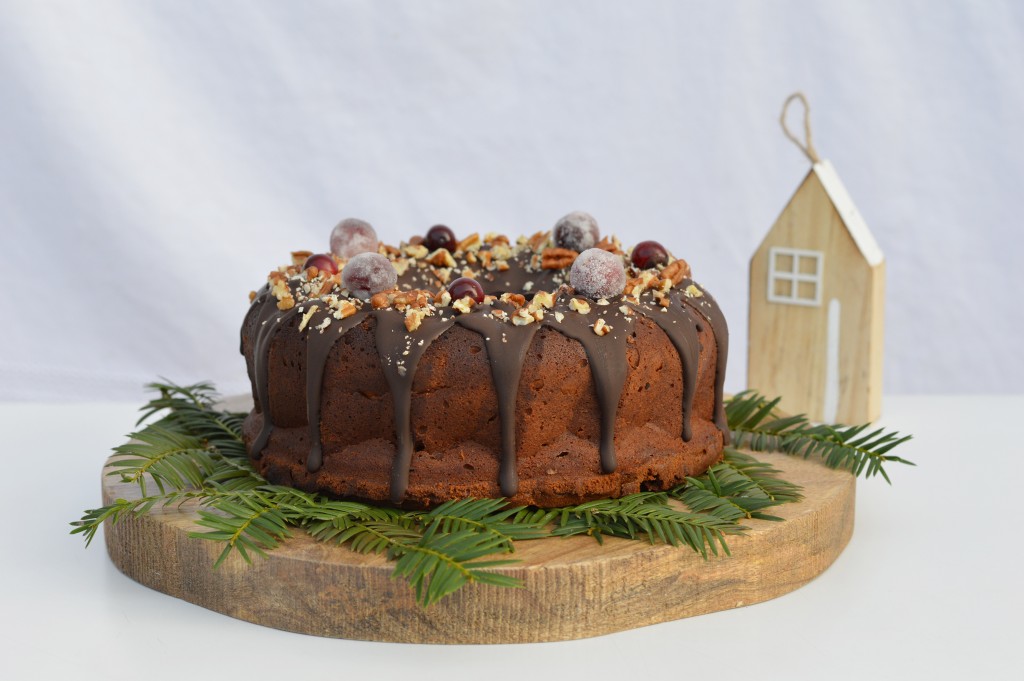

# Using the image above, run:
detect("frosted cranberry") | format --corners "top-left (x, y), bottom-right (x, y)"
top-left (569, 248), bottom-right (627, 299)
top-left (424, 224), bottom-right (456, 251)
top-left (554, 211), bottom-right (600, 251)
top-left (631, 240), bottom-right (668, 269)
top-left (341, 252), bottom-right (397, 299)
top-left (448, 277), bottom-right (484, 303)
top-left (330, 218), bottom-right (379, 259)
top-left (303, 253), bottom-right (338, 275)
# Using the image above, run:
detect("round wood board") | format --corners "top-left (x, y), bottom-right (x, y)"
top-left (102, 438), bottom-right (854, 644)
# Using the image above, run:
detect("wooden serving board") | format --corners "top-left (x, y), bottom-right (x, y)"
top-left (102, 440), bottom-right (854, 643)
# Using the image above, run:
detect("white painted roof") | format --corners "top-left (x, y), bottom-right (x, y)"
top-left (813, 160), bottom-right (885, 266)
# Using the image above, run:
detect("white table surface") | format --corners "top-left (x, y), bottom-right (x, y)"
top-left (2, 395), bottom-right (1021, 681)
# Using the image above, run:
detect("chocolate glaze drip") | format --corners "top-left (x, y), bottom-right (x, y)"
top-left (249, 295), bottom-right (303, 458)
top-left (626, 293), bottom-right (701, 442)
top-left (303, 308), bottom-right (371, 471)
top-left (544, 299), bottom-right (630, 474)
top-left (374, 311), bottom-right (456, 504)
top-left (243, 257), bottom-right (731, 504)
top-left (455, 307), bottom-right (540, 496)
top-left (677, 279), bottom-right (731, 444)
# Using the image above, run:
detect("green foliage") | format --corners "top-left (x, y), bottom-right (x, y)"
top-left (672, 449), bottom-right (804, 523)
top-left (71, 381), bottom-right (913, 606)
top-left (726, 391), bottom-right (916, 483)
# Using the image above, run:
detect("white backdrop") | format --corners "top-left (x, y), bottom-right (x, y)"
top-left (2, 0), bottom-right (1022, 402)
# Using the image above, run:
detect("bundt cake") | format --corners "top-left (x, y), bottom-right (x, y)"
top-left (240, 214), bottom-right (730, 508)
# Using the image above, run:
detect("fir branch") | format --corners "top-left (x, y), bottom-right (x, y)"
top-left (551, 492), bottom-right (743, 558)
top-left (106, 426), bottom-right (218, 496)
top-left (191, 492), bottom-right (294, 567)
top-left (671, 449), bottom-right (804, 522)
top-left (140, 380), bottom-right (248, 458)
top-left (725, 391), bottom-right (915, 482)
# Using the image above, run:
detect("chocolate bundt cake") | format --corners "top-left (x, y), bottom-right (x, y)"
top-left (240, 214), bottom-right (730, 508)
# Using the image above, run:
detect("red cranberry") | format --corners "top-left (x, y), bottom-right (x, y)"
top-left (424, 224), bottom-right (457, 251)
top-left (448, 277), bottom-right (484, 303)
top-left (303, 253), bottom-right (339, 275)
top-left (631, 240), bottom-right (669, 269)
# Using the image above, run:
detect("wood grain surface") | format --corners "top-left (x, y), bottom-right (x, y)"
top-left (102, 446), bottom-right (855, 644)
top-left (748, 166), bottom-right (885, 425)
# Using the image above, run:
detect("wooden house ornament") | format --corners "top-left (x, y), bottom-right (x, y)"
top-left (748, 94), bottom-right (884, 424)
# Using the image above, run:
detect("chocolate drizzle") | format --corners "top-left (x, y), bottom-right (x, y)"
top-left (374, 311), bottom-right (455, 504)
top-left (677, 279), bottom-right (731, 444)
top-left (455, 308), bottom-right (540, 496)
top-left (303, 308), bottom-right (371, 471)
top-left (249, 294), bottom-right (303, 458)
top-left (242, 257), bottom-right (731, 504)
top-left (626, 293), bottom-right (701, 442)
top-left (545, 300), bottom-right (629, 474)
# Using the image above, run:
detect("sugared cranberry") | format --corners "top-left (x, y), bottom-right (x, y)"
top-left (424, 224), bottom-right (457, 251)
top-left (303, 253), bottom-right (339, 275)
top-left (448, 277), bottom-right (484, 303)
top-left (554, 211), bottom-right (600, 251)
top-left (330, 218), bottom-right (379, 259)
top-left (570, 248), bottom-right (627, 299)
top-left (631, 240), bottom-right (669, 269)
top-left (342, 252), bottom-right (397, 299)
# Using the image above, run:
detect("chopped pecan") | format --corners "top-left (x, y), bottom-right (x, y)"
top-left (500, 292), bottom-right (526, 308)
top-left (426, 248), bottom-right (456, 268)
top-left (393, 289), bottom-right (431, 309)
top-left (404, 308), bottom-right (426, 332)
top-left (334, 300), bottom-right (358, 319)
top-left (298, 305), bottom-right (320, 332)
top-left (317, 278), bottom-right (336, 296)
top-left (569, 297), bottom-right (591, 314)
top-left (592, 318), bottom-right (612, 336)
top-left (661, 259), bottom-right (691, 285)
top-left (456, 232), bottom-right (481, 253)
top-left (403, 243), bottom-right (429, 259)
top-left (527, 230), bottom-right (551, 251)
top-left (594, 238), bottom-right (623, 255)
top-left (291, 250), bottom-right (313, 267)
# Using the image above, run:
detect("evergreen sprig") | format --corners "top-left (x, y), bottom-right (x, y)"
top-left (71, 381), bottom-right (911, 606)
top-left (726, 391), bottom-right (915, 483)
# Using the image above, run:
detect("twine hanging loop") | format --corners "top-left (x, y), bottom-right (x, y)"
top-left (780, 92), bottom-right (821, 164)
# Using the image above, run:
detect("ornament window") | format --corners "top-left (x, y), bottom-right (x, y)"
top-left (767, 247), bottom-right (823, 307)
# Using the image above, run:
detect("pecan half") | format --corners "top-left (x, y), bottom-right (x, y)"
top-left (541, 247), bottom-right (578, 270)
